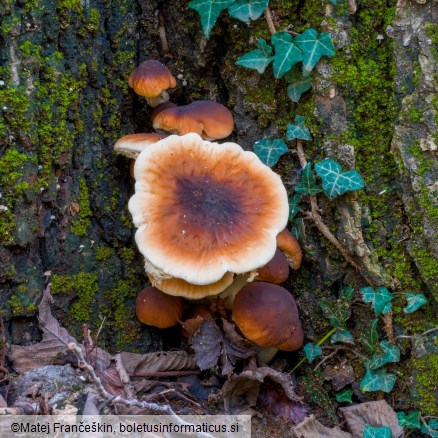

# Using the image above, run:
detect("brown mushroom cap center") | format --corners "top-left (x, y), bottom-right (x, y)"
top-left (175, 175), bottom-right (243, 230)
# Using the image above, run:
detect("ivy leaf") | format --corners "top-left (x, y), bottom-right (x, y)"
top-left (253, 137), bottom-right (288, 167)
top-left (319, 286), bottom-right (352, 330)
top-left (285, 66), bottom-right (312, 102)
top-left (288, 194), bottom-right (301, 221)
top-left (294, 28), bottom-right (335, 76)
top-left (314, 158), bottom-right (365, 199)
top-left (397, 411), bottom-right (421, 430)
top-left (295, 163), bottom-right (323, 195)
top-left (291, 217), bottom-right (305, 242)
top-left (363, 425), bottom-right (392, 438)
top-left (339, 284), bottom-right (354, 301)
top-left (331, 329), bottom-right (354, 344)
top-left (303, 342), bottom-right (322, 363)
top-left (421, 419), bottom-right (438, 437)
top-left (369, 340), bottom-right (400, 369)
top-left (403, 293), bottom-right (428, 314)
top-left (236, 38), bottom-right (274, 73)
top-left (360, 318), bottom-right (379, 354)
top-left (189, 0), bottom-right (236, 39)
top-left (359, 287), bottom-right (393, 315)
top-left (271, 32), bottom-right (303, 79)
top-left (360, 362), bottom-right (396, 393)
top-left (286, 115), bottom-right (312, 141)
top-left (228, 0), bottom-right (269, 22)
top-left (335, 389), bottom-right (353, 403)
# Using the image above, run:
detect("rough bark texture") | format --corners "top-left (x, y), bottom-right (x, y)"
top-left (0, 0), bottom-right (437, 415)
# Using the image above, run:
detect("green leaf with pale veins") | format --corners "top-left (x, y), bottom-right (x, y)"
top-left (286, 115), bottom-right (312, 141)
top-left (335, 389), bottom-right (353, 403)
top-left (236, 38), bottom-right (274, 73)
top-left (363, 425), bottom-right (392, 438)
top-left (403, 293), bottom-right (428, 314)
top-left (303, 343), bottom-right (322, 362)
top-left (285, 66), bottom-right (312, 102)
top-left (331, 329), bottom-right (354, 344)
top-left (314, 158), bottom-right (364, 199)
top-left (397, 411), bottom-right (421, 430)
top-left (294, 28), bottom-right (335, 76)
top-left (228, 0), bottom-right (269, 22)
top-left (288, 194), bottom-right (301, 221)
top-left (360, 362), bottom-right (396, 393)
top-left (189, 0), bottom-right (236, 39)
top-left (271, 32), bottom-right (303, 79)
top-left (295, 163), bottom-right (323, 195)
top-left (359, 287), bottom-right (393, 315)
top-left (369, 340), bottom-right (400, 369)
top-left (421, 419), bottom-right (438, 437)
top-left (360, 318), bottom-right (379, 354)
top-left (253, 137), bottom-right (288, 167)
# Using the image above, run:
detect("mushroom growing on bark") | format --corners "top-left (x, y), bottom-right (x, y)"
top-left (232, 282), bottom-right (304, 362)
top-left (128, 133), bottom-right (289, 287)
top-left (128, 60), bottom-right (176, 107)
top-left (114, 132), bottom-right (167, 177)
top-left (151, 101), bottom-right (234, 140)
top-left (136, 286), bottom-right (184, 329)
top-left (276, 228), bottom-right (303, 270)
top-left (255, 248), bottom-right (289, 284)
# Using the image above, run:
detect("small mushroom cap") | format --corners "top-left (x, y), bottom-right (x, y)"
top-left (136, 286), bottom-right (184, 329)
top-left (232, 282), bottom-right (304, 351)
top-left (276, 228), bottom-right (303, 270)
top-left (114, 133), bottom-right (167, 159)
top-left (129, 133), bottom-right (289, 285)
top-left (256, 248), bottom-right (289, 284)
top-left (128, 60), bottom-right (176, 99)
top-left (151, 100), bottom-right (234, 140)
top-left (148, 272), bottom-right (234, 299)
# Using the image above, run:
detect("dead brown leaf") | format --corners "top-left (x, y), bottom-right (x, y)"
top-left (221, 367), bottom-right (300, 415)
top-left (180, 315), bottom-right (205, 338)
top-left (293, 415), bottom-right (352, 438)
top-left (339, 400), bottom-right (404, 438)
top-left (7, 286), bottom-right (112, 374)
top-left (323, 364), bottom-right (355, 391)
top-left (190, 319), bottom-right (223, 371)
top-left (120, 351), bottom-right (197, 376)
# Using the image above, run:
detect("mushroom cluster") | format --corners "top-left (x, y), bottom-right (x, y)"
top-left (114, 59), bottom-right (304, 361)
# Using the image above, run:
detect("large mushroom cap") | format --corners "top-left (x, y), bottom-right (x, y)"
top-left (128, 60), bottom-right (176, 106)
top-left (232, 282), bottom-right (304, 351)
top-left (151, 100), bottom-right (234, 140)
top-left (128, 133), bottom-right (289, 285)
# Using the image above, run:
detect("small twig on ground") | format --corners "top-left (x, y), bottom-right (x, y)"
top-left (131, 370), bottom-right (200, 378)
top-left (67, 343), bottom-right (213, 438)
top-left (322, 345), bottom-right (369, 361)
top-left (264, 6), bottom-right (276, 35)
top-left (115, 353), bottom-right (135, 399)
top-left (395, 327), bottom-right (438, 340)
top-left (144, 388), bottom-right (203, 409)
top-left (314, 349), bottom-right (340, 371)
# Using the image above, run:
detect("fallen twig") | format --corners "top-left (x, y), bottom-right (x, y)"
top-left (68, 343), bottom-right (213, 438)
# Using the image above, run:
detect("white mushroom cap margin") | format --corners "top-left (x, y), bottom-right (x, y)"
top-left (128, 133), bottom-right (289, 285)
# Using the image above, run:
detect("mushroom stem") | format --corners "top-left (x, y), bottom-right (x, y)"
top-left (257, 346), bottom-right (279, 364)
top-left (218, 272), bottom-right (255, 309)
top-left (145, 91), bottom-right (170, 108)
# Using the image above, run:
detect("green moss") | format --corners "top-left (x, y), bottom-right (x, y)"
top-left (71, 177), bottom-right (92, 237)
top-left (51, 272), bottom-right (99, 335)
top-left (95, 246), bottom-right (112, 261)
top-left (410, 353), bottom-right (438, 415)
top-left (8, 288), bottom-right (38, 317)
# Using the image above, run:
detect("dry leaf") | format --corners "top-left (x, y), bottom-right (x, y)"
top-left (293, 415), bottom-right (352, 438)
top-left (190, 319), bottom-right (223, 371)
top-left (339, 400), bottom-right (404, 438)
top-left (7, 286), bottom-right (112, 374)
top-left (0, 395), bottom-right (7, 408)
top-left (119, 351), bottom-right (197, 376)
top-left (323, 364), bottom-right (355, 391)
top-left (52, 404), bottom-right (79, 415)
top-left (221, 367), bottom-right (300, 414)
top-left (259, 381), bottom-right (308, 424)
top-left (181, 315), bottom-right (206, 338)
top-left (102, 362), bottom-right (127, 397)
